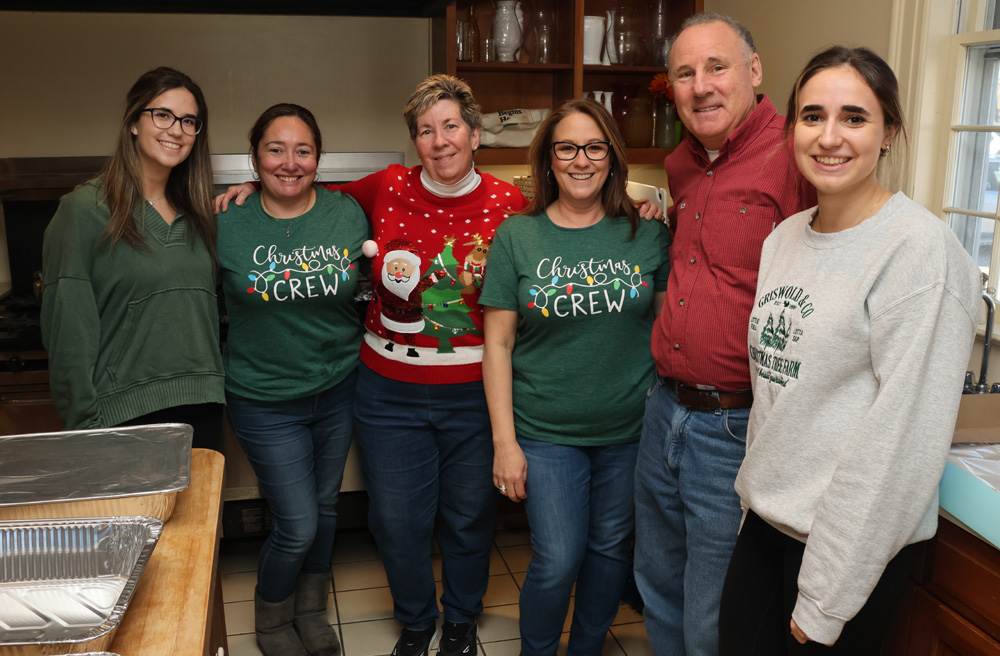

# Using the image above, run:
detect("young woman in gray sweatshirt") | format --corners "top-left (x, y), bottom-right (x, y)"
top-left (718, 46), bottom-right (983, 654)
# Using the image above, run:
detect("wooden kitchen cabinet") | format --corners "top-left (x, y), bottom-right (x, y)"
top-left (882, 519), bottom-right (1000, 654)
top-left (908, 587), bottom-right (1000, 656)
top-left (434, 0), bottom-right (703, 165)
top-left (0, 365), bottom-right (62, 435)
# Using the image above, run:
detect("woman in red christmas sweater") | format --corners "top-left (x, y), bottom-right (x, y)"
top-left (219, 74), bottom-right (528, 656)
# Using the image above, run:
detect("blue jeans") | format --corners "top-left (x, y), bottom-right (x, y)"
top-left (354, 363), bottom-right (496, 630)
top-left (634, 376), bottom-right (747, 656)
top-left (518, 437), bottom-right (639, 656)
top-left (226, 368), bottom-right (357, 603)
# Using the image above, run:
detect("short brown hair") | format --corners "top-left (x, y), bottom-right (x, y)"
top-left (403, 74), bottom-right (482, 140)
top-left (525, 98), bottom-right (637, 237)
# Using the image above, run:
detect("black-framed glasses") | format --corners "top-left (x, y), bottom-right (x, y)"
top-left (552, 141), bottom-right (611, 161)
top-left (142, 107), bottom-right (203, 135)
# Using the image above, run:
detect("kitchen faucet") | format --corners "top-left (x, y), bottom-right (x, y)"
top-left (965, 291), bottom-right (997, 394)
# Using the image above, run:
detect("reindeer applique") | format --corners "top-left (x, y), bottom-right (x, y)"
top-left (458, 233), bottom-right (492, 295)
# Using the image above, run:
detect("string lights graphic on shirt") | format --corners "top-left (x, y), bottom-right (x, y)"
top-left (246, 244), bottom-right (357, 302)
top-left (527, 257), bottom-right (649, 317)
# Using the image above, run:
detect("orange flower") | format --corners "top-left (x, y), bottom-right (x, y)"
top-left (649, 73), bottom-right (674, 101)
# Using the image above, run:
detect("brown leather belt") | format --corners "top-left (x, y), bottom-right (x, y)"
top-left (664, 378), bottom-right (753, 411)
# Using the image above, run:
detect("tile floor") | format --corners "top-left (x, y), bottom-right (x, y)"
top-left (220, 527), bottom-right (652, 656)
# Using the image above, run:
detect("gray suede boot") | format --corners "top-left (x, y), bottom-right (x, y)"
top-left (255, 591), bottom-right (310, 656)
top-left (293, 571), bottom-right (341, 656)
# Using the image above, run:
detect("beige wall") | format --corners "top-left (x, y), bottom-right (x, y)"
top-left (0, 11), bottom-right (430, 163)
top-left (704, 0), bottom-right (893, 114)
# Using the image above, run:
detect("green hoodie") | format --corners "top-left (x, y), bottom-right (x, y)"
top-left (41, 179), bottom-right (224, 429)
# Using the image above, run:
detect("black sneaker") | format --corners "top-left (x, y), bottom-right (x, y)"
top-left (439, 620), bottom-right (477, 656)
top-left (391, 626), bottom-right (439, 656)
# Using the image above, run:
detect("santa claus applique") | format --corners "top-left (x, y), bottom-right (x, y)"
top-left (371, 239), bottom-right (445, 357)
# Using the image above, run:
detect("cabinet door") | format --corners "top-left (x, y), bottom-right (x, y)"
top-left (0, 389), bottom-right (63, 435)
top-left (927, 520), bottom-right (1000, 642)
top-left (909, 588), bottom-right (1000, 656)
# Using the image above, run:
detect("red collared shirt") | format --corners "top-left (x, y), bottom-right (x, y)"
top-left (651, 95), bottom-right (816, 391)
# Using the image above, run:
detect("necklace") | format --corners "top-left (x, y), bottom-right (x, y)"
top-left (814, 189), bottom-right (887, 233)
top-left (146, 196), bottom-right (164, 205)
top-left (261, 196), bottom-right (304, 237)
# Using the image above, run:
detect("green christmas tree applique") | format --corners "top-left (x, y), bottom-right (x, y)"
top-left (420, 236), bottom-right (481, 353)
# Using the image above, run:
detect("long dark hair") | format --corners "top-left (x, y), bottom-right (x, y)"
top-left (101, 67), bottom-right (216, 259)
top-left (785, 46), bottom-right (907, 163)
top-left (525, 98), bottom-right (638, 237)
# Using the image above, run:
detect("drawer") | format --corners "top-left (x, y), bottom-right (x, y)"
top-left (926, 519), bottom-right (1000, 642)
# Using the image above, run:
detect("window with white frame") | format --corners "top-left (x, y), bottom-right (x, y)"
top-left (945, 1), bottom-right (1000, 298)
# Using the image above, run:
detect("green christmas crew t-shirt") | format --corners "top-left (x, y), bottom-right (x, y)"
top-left (479, 212), bottom-right (671, 445)
top-left (218, 188), bottom-right (370, 400)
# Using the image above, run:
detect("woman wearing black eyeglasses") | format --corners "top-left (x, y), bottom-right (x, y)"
top-left (479, 98), bottom-right (671, 655)
top-left (41, 67), bottom-right (225, 447)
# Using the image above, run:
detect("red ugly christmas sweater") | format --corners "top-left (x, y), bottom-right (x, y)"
top-left (328, 165), bottom-right (527, 385)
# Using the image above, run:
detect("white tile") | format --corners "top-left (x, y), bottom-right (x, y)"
top-left (483, 574), bottom-right (520, 607)
top-left (493, 527), bottom-right (531, 548)
top-left (333, 559), bottom-right (389, 591)
top-left (221, 570), bottom-right (257, 603)
top-left (224, 600), bottom-right (255, 636)
top-left (226, 631), bottom-right (263, 656)
top-left (337, 586), bottom-right (396, 624)
top-left (333, 531), bottom-right (381, 564)
top-left (489, 549), bottom-right (508, 576)
top-left (340, 617), bottom-right (402, 656)
top-left (478, 604), bottom-right (521, 643)
top-left (612, 602), bottom-right (643, 626)
top-left (480, 637), bottom-right (521, 656)
top-left (610, 622), bottom-right (652, 656)
top-left (498, 545), bottom-right (533, 573)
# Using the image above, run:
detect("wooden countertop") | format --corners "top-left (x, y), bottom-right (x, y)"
top-left (110, 448), bottom-right (226, 656)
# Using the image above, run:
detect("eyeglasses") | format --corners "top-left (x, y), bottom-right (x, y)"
top-left (552, 141), bottom-right (611, 161)
top-left (142, 107), bottom-right (203, 135)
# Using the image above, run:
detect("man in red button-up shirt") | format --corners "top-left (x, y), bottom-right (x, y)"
top-left (633, 12), bottom-right (815, 656)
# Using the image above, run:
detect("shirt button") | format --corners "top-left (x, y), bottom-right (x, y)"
top-left (707, 171), bottom-right (714, 177)
top-left (673, 343), bottom-right (681, 350)
top-left (689, 257), bottom-right (696, 264)
top-left (740, 207), bottom-right (747, 214)
top-left (679, 299), bottom-right (685, 306)
top-left (695, 212), bottom-right (701, 220)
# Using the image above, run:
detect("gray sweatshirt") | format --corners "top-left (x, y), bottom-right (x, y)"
top-left (736, 192), bottom-right (982, 645)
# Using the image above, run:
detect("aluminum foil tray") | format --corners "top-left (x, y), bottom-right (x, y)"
top-left (0, 517), bottom-right (162, 655)
top-left (0, 424), bottom-right (192, 523)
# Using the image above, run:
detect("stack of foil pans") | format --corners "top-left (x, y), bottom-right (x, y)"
top-left (0, 516), bottom-right (162, 655)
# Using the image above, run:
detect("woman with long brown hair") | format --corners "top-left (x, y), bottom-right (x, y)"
top-left (42, 66), bottom-right (224, 447)
top-left (480, 98), bottom-right (671, 655)
top-left (718, 47), bottom-right (982, 654)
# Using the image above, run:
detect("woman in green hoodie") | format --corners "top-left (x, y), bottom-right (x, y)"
top-left (41, 67), bottom-right (225, 448)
